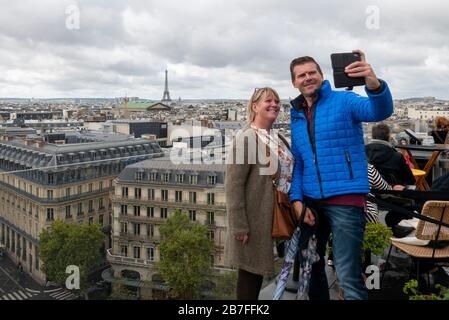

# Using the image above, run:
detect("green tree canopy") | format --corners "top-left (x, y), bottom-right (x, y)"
top-left (213, 271), bottom-right (237, 299)
top-left (39, 220), bottom-right (105, 292)
top-left (108, 284), bottom-right (137, 300)
top-left (159, 210), bottom-right (214, 299)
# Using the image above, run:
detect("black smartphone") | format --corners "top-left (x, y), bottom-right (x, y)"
top-left (330, 52), bottom-right (365, 89)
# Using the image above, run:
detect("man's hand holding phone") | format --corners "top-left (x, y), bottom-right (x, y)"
top-left (345, 49), bottom-right (381, 91)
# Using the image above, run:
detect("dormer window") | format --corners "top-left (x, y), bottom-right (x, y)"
top-left (207, 175), bottom-right (216, 185)
top-left (162, 173), bottom-right (170, 183)
top-left (175, 174), bottom-right (184, 183)
top-left (136, 171), bottom-right (144, 181)
top-left (189, 174), bottom-right (198, 185)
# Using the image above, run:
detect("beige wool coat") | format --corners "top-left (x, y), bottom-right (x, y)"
top-left (225, 126), bottom-right (278, 276)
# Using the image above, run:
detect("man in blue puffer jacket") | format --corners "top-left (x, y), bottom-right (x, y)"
top-left (289, 50), bottom-right (393, 300)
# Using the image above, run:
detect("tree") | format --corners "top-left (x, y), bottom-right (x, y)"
top-left (213, 271), bottom-right (237, 299)
top-left (39, 220), bottom-right (105, 298)
top-left (108, 283), bottom-right (137, 300)
top-left (159, 210), bottom-right (214, 299)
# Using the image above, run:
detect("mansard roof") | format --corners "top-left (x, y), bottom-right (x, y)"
top-left (117, 157), bottom-right (225, 186)
top-left (0, 132), bottom-right (164, 170)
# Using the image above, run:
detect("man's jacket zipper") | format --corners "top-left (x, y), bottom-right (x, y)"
top-left (345, 151), bottom-right (354, 179)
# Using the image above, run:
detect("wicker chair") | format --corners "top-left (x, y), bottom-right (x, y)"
top-left (382, 201), bottom-right (449, 285)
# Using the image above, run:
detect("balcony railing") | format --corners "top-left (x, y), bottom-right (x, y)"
top-left (106, 248), bottom-right (154, 267)
top-left (117, 215), bottom-right (165, 223)
top-left (0, 181), bottom-right (114, 205)
top-left (111, 195), bottom-right (225, 209)
top-left (205, 220), bottom-right (216, 227)
top-left (0, 217), bottom-right (39, 245)
top-left (117, 233), bottom-right (161, 242)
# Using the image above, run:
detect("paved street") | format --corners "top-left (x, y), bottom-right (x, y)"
top-left (0, 262), bottom-right (42, 300)
top-left (44, 287), bottom-right (77, 300)
top-left (0, 253), bottom-right (78, 300)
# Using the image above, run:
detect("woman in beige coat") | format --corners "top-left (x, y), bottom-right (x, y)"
top-left (226, 87), bottom-right (294, 299)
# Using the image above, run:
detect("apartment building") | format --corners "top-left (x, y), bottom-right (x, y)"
top-left (407, 107), bottom-right (449, 120)
top-left (107, 158), bottom-right (227, 293)
top-left (0, 131), bottom-right (163, 284)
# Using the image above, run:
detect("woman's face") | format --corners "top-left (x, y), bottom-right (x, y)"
top-left (252, 92), bottom-right (280, 123)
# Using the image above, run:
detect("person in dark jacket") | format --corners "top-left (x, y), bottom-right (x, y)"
top-left (289, 50), bottom-right (393, 300)
top-left (431, 172), bottom-right (449, 191)
top-left (366, 124), bottom-right (415, 186)
top-left (366, 123), bottom-right (416, 236)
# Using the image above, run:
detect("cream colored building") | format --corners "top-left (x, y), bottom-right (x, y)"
top-left (0, 131), bottom-right (163, 284)
top-left (407, 107), bottom-right (449, 120)
top-left (107, 158), bottom-right (227, 294)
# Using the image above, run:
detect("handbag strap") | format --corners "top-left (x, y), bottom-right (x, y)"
top-left (268, 132), bottom-right (290, 183)
top-left (277, 133), bottom-right (291, 151)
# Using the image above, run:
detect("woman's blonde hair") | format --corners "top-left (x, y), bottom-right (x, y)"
top-left (246, 87), bottom-right (280, 124)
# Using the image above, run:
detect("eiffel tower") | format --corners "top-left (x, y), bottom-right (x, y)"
top-left (162, 69), bottom-right (171, 102)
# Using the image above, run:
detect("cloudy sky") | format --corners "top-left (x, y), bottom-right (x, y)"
top-left (1, 0), bottom-right (449, 100)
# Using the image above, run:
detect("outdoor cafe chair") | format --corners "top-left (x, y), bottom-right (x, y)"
top-left (382, 200), bottom-right (449, 287)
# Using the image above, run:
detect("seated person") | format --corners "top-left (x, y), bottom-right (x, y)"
top-left (431, 172), bottom-right (449, 191)
top-left (366, 163), bottom-right (405, 223)
top-left (366, 123), bottom-right (415, 186)
top-left (430, 116), bottom-right (449, 144)
top-left (366, 123), bottom-right (416, 237)
top-left (415, 172), bottom-right (449, 211)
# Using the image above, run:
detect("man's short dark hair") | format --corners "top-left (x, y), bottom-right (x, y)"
top-left (372, 123), bottom-right (391, 141)
top-left (289, 56), bottom-right (323, 82)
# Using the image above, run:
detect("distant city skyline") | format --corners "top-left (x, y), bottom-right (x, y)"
top-left (1, 0), bottom-right (449, 100)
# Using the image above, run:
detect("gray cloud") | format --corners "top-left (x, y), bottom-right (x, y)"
top-left (0, 0), bottom-right (449, 99)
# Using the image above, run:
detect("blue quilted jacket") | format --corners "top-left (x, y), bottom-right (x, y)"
top-left (289, 80), bottom-right (393, 202)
